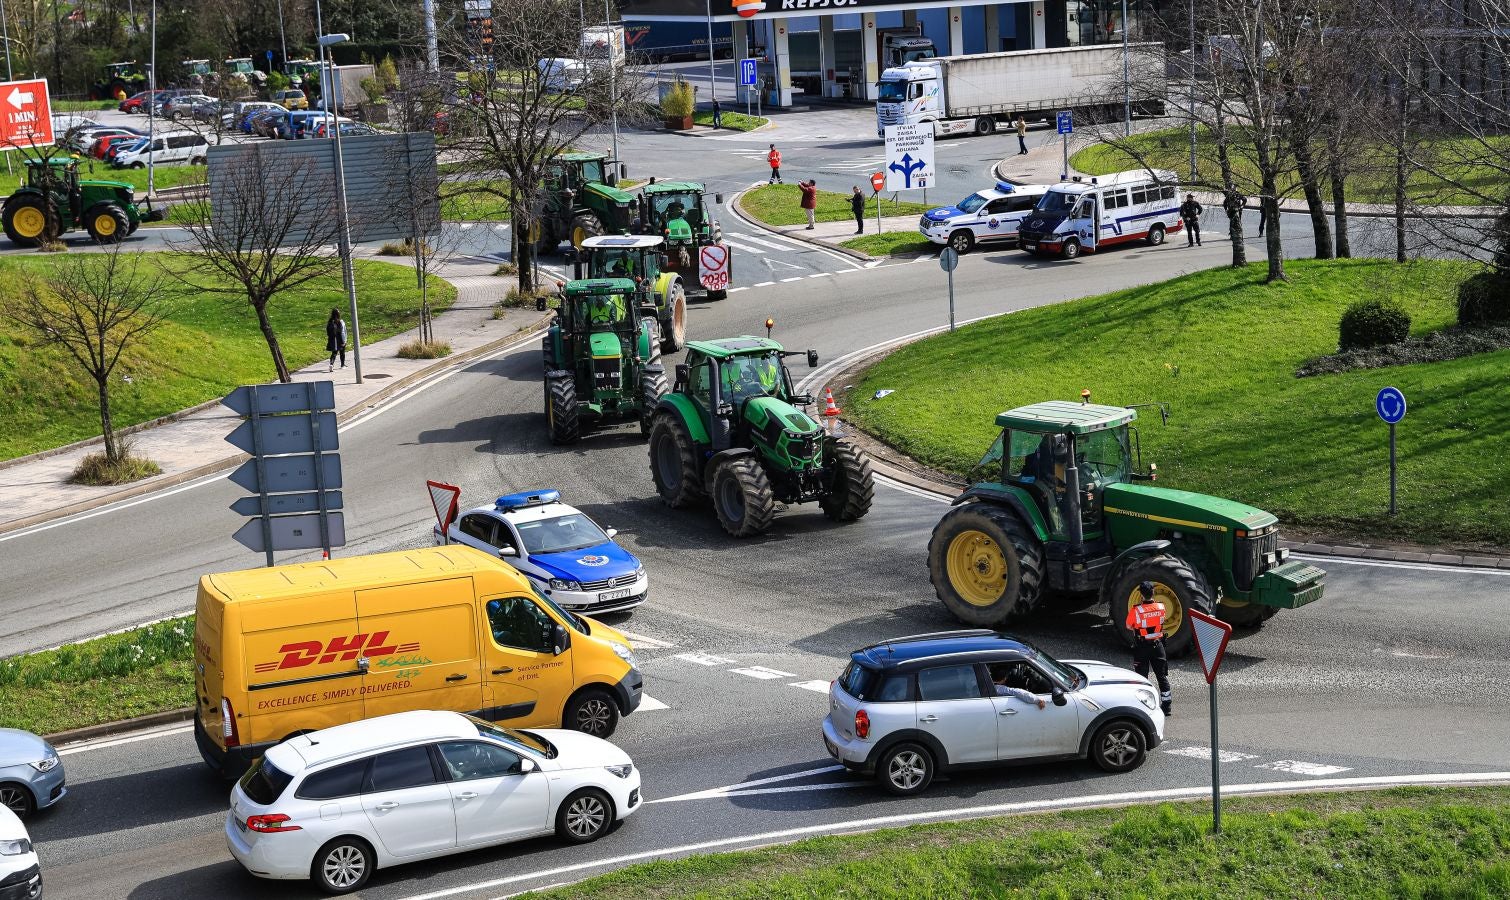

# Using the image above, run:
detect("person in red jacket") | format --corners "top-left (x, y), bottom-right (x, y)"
top-left (799, 179), bottom-right (818, 229)
top-left (767, 144), bottom-right (782, 183)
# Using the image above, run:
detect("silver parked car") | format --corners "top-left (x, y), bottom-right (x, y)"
top-left (0, 730), bottom-right (65, 820)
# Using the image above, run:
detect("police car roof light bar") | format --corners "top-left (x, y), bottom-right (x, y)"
top-left (495, 489), bottom-right (561, 511)
top-left (994, 181), bottom-right (1017, 193)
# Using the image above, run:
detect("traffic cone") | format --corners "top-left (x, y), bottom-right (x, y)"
top-left (823, 387), bottom-right (842, 417)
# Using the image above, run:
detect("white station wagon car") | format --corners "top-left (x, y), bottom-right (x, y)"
top-left (822, 630), bottom-right (1165, 794)
top-left (226, 710), bottom-right (641, 894)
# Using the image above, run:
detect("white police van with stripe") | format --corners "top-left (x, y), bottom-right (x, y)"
top-left (917, 181), bottom-right (1051, 254)
top-left (1017, 170), bottom-right (1183, 260)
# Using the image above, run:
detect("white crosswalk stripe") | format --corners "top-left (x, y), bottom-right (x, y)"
top-left (729, 665), bottom-right (796, 680)
top-left (789, 680), bottom-right (832, 693)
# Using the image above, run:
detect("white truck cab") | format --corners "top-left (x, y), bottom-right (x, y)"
top-left (876, 62), bottom-right (953, 137)
top-left (1016, 170), bottom-right (1183, 260)
top-left (917, 182), bottom-right (1050, 253)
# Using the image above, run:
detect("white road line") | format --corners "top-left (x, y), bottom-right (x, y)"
top-left (637, 695), bottom-right (670, 712)
top-left (877, 473), bottom-right (951, 503)
top-left (673, 652), bottom-right (737, 667)
top-left (780, 277), bottom-right (804, 283)
top-left (789, 680), bottom-right (832, 693)
top-left (649, 765), bottom-right (847, 804)
top-left (397, 771), bottom-right (1510, 900)
top-left (619, 631), bottom-right (675, 649)
top-left (728, 232), bottom-right (805, 253)
top-left (1255, 760), bottom-right (1352, 776)
top-left (752, 281), bottom-right (775, 287)
top-left (729, 665), bottom-right (796, 680)
top-left (807, 272), bottom-right (833, 278)
top-left (728, 286), bottom-right (750, 293)
top-left (1163, 745), bottom-right (1260, 763)
top-left (57, 723), bottom-right (192, 755)
top-left (1290, 554), bottom-right (1510, 576)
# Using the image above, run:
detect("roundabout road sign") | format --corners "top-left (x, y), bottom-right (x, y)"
top-left (1376, 386), bottom-right (1407, 424)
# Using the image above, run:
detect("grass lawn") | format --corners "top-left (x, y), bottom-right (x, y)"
top-left (530, 788), bottom-right (1510, 899)
top-left (0, 617), bottom-right (193, 735)
top-left (692, 110), bottom-right (768, 132)
top-left (848, 258), bottom-right (1507, 546)
top-left (740, 183), bottom-right (933, 228)
top-left (53, 99), bottom-right (120, 112)
top-left (441, 179), bottom-right (511, 221)
top-left (1071, 128), bottom-right (1509, 207)
top-left (843, 231), bottom-right (937, 257)
top-left (0, 254), bottom-right (456, 460)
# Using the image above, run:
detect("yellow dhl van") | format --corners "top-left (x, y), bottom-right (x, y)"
top-left (193, 546), bottom-right (644, 776)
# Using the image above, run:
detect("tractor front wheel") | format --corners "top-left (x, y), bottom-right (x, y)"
top-left (660, 280), bottom-right (687, 352)
top-left (546, 376), bottom-right (580, 445)
top-left (570, 212), bottom-right (604, 249)
top-left (85, 203), bottom-right (130, 244)
top-left (819, 440), bottom-right (874, 522)
top-left (648, 413), bottom-right (703, 508)
top-left (639, 369), bottom-right (669, 437)
top-left (928, 503), bottom-right (1044, 626)
top-left (711, 456), bottom-right (776, 538)
top-left (1107, 553), bottom-right (1214, 658)
top-left (2, 196), bottom-right (50, 248)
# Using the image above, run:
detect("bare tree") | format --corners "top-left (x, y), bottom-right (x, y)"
top-left (168, 150), bottom-right (344, 382)
top-left (1, 248), bottom-right (169, 464)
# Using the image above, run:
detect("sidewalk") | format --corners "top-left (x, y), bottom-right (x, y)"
top-left (0, 253), bottom-right (550, 535)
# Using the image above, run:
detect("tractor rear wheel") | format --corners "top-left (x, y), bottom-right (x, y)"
top-left (648, 412), bottom-right (704, 508)
top-left (570, 212), bottom-right (604, 249)
top-left (711, 456), bottom-right (776, 538)
top-left (928, 502), bottom-right (1044, 626)
top-left (660, 280), bottom-right (687, 352)
top-left (639, 369), bottom-right (669, 437)
top-left (1107, 553), bottom-right (1214, 658)
top-left (819, 440), bottom-right (874, 522)
top-left (546, 375), bottom-right (580, 445)
top-left (3, 195), bottom-right (51, 247)
top-left (85, 203), bottom-right (130, 244)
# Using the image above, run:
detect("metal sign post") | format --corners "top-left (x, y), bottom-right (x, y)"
top-left (1189, 609), bottom-right (1234, 834)
top-left (739, 57), bottom-right (757, 119)
top-left (1376, 386), bottom-right (1406, 516)
top-left (1056, 110), bottom-right (1073, 180)
top-left (939, 246), bottom-right (959, 331)
top-left (870, 171), bottom-right (885, 235)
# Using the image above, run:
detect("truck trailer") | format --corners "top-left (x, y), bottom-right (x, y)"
top-left (876, 44), bottom-right (1167, 138)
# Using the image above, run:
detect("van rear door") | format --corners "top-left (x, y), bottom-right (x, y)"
top-left (355, 579), bottom-right (483, 718)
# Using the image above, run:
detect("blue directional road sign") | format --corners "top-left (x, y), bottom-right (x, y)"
top-left (1056, 111), bottom-right (1073, 134)
top-left (883, 123), bottom-right (935, 191)
top-left (1376, 386), bottom-right (1407, 424)
top-left (739, 58), bottom-right (758, 86)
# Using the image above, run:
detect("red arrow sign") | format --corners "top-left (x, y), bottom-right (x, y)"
top-left (0, 78), bottom-right (54, 150)
top-left (870, 171), bottom-right (885, 192)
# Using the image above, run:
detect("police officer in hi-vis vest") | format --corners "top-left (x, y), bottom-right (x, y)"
top-left (1126, 581), bottom-right (1173, 716)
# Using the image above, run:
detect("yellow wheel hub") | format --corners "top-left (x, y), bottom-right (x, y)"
top-left (1127, 582), bottom-right (1183, 637)
top-left (572, 226), bottom-right (587, 248)
top-left (11, 206), bottom-right (45, 239)
top-left (946, 529), bottom-right (1007, 607)
top-left (527, 221), bottom-right (542, 243)
top-left (94, 214), bottom-right (117, 236)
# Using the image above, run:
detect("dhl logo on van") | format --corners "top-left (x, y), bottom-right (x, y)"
top-left (253, 631), bottom-right (422, 673)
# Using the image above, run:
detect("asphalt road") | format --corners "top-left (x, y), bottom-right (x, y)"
top-left (4, 111), bottom-right (1508, 898)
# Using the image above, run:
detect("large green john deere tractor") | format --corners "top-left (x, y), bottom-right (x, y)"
top-left (635, 180), bottom-right (730, 301)
top-left (927, 399), bottom-right (1326, 656)
top-left (2, 158), bottom-right (163, 247)
top-left (536, 152), bottom-right (635, 254)
top-left (541, 276), bottom-right (668, 444)
top-left (647, 337), bottom-right (875, 537)
top-left (573, 235), bottom-right (688, 353)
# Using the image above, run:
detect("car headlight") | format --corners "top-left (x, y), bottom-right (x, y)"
top-left (1136, 689), bottom-right (1158, 711)
top-left (549, 578), bottom-right (581, 591)
top-left (634, 565), bottom-right (645, 580)
top-left (29, 753), bottom-right (58, 773)
top-left (604, 763), bottom-right (634, 779)
top-left (610, 641), bottom-right (637, 669)
top-left (0, 838), bottom-right (32, 856)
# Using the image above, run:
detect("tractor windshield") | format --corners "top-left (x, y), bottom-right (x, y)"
top-left (579, 159), bottom-right (605, 184)
top-left (576, 292), bottom-right (631, 329)
top-left (720, 353), bottom-right (783, 403)
top-left (1077, 427), bottom-right (1130, 484)
top-left (592, 249), bottom-right (644, 278)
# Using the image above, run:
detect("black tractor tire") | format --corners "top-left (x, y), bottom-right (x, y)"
top-left (928, 502), bottom-right (1045, 626)
top-left (1216, 600), bottom-right (1278, 629)
top-left (1107, 553), bottom-right (1215, 658)
top-left (2, 195), bottom-right (50, 248)
top-left (648, 412), bottom-right (704, 508)
top-left (534, 221), bottom-right (558, 256)
top-left (711, 455), bottom-right (777, 538)
top-left (1088, 720), bottom-right (1148, 773)
top-left (707, 288), bottom-right (728, 301)
top-left (84, 203), bottom-right (130, 244)
top-left (819, 440), bottom-right (874, 522)
top-left (659, 279), bottom-right (688, 352)
top-left (639, 369), bottom-right (669, 436)
top-left (546, 375), bottom-right (580, 445)
top-left (639, 317), bottom-right (662, 364)
top-left (126, 219), bottom-right (140, 236)
top-left (570, 212), bottom-right (604, 249)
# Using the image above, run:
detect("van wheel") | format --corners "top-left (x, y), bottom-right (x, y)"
top-left (556, 788), bottom-right (614, 844)
top-left (1060, 239), bottom-right (1082, 260)
top-left (565, 688), bottom-right (619, 738)
top-left (947, 230), bottom-right (974, 254)
top-left (191, 155), bottom-right (206, 165)
top-left (1147, 224), bottom-right (1166, 246)
top-left (311, 837), bottom-right (374, 894)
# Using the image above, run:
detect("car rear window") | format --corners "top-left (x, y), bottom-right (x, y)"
top-left (838, 662), bottom-right (911, 702)
top-left (239, 758), bottom-right (293, 805)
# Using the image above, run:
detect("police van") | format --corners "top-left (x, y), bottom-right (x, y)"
top-left (917, 182), bottom-right (1050, 253)
top-left (1016, 169), bottom-right (1183, 260)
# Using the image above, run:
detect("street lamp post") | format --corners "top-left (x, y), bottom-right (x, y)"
top-left (276, 0), bottom-right (288, 71)
top-left (705, 0), bottom-right (717, 106)
top-left (605, 0), bottom-right (619, 162)
top-left (319, 31), bottom-right (365, 385)
top-left (1122, 0), bottom-right (1132, 136)
top-left (1189, 0), bottom-right (1197, 179)
top-left (148, 0), bottom-right (157, 196)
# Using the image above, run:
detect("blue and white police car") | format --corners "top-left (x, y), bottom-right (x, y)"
top-left (917, 182), bottom-right (1050, 254)
top-left (434, 489), bottom-right (648, 615)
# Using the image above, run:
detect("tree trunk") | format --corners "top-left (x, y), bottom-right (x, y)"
top-left (1256, 161), bottom-right (1286, 282)
top-left (1214, 131), bottom-right (1247, 268)
top-left (254, 299), bottom-right (292, 383)
top-left (514, 208), bottom-right (534, 296)
top-left (1394, 143), bottom-right (1408, 263)
top-left (1329, 152), bottom-right (1350, 259)
top-left (97, 374), bottom-right (119, 463)
top-left (1291, 136), bottom-right (1333, 259)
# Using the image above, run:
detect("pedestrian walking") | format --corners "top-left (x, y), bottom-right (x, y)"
top-left (1180, 192), bottom-right (1203, 246)
top-left (711, 97), bottom-right (722, 129)
top-left (767, 144), bottom-right (783, 183)
top-left (1126, 581), bottom-right (1173, 716)
top-left (799, 179), bottom-right (818, 229)
top-left (325, 308), bottom-right (347, 371)
top-left (850, 186), bottom-right (866, 234)
top-left (1015, 115), bottom-right (1028, 155)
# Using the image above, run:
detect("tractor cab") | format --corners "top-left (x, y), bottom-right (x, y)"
top-left (674, 337), bottom-right (820, 452)
top-left (637, 182), bottom-right (721, 242)
top-left (285, 59), bottom-right (321, 80)
top-left (26, 158), bottom-right (81, 192)
top-left (574, 234), bottom-right (667, 285)
top-left (540, 152), bottom-right (634, 249)
top-left (559, 278), bottom-right (642, 334)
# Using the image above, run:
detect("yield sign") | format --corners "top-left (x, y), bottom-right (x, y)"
top-left (1188, 608), bottom-right (1233, 685)
top-left (427, 480), bottom-right (461, 538)
top-left (0, 78), bottom-right (54, 149)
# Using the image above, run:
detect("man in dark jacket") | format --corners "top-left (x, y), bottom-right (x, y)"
top-left (1180, 193), bottom-right (1203, 247)
top-left (850, 186), bottom-right (866, 234)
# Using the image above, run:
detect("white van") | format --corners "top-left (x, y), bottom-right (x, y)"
top-left (112, 131), bottom-right (211, 168)
top-left (538, 57), bottom-right (587, 93)
top-left (1016, 169), bottom-right (1183, 260)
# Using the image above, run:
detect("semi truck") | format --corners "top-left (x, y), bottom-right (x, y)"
top-left (876, 44), bottom-right (1167, 138)
top-left (623, 20), bottom-right (733, 62)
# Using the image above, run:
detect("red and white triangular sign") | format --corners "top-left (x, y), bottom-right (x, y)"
top-left (1188, 608), bottom-right (1233, 685)
top-left (427, 480), bottom-right (462, 540)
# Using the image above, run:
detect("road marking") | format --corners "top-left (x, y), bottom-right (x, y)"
top-left (876, 473), bottom-right (951, 503)
top-left (728, 232), bottom-right (804, 253)
top-left (780, 276), bottom-right (804, 283)
top-left (728, 286), bottom-right (749, 293)
top-left (395, 772), bottom-right (1510, 900)
top-left (1255, 760), bottom-right (1352, 776)
top-left (1290, 554), bottom-right (1510, 576)
top-left (1163, 745), bottom-right (1259, 763)
top-left (57, 723), bottom-right (192, 755)
top-left (619, 631), bottom-right (674, 649)
top-left (752, 281), bottom-right (775, 287)
top-left (673, 652), bottom-right (737, 666)
top-left (729, 665), bottom-right (796, 680)
top-left (790, 680), bottom-right (832, 693)
top-left (808, 272), bottom-right (832, 278)
top-left (649, 765), bottom-right (846, 804)
top-left (637, 695), bottom-right (670, 711)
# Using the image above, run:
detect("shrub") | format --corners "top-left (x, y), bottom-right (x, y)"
top-left (660, 80), bottom-right (695, 118)
top-left (1297, 324), bottom-right (1510, 377)
top-left (1338, 298), bottom-right (1410, 350)
top-left (1457, 271), bottom-right (1510, 326)
top-left (378, 238), bottom-right (429, 256)
top-left (397, 338), bottom-right (451, 359)
top-left (492, 262), bottom-right (518, 277)
top-left (266, 71), bottom-right (291, 93)
top-left (72, 451), bottom-right (161, 485)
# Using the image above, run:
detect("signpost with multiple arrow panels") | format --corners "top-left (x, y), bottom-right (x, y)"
top-left (223, 382), bottom-right (344, 565)
top-left (0, 78), bottom-right (54, 149)
top-left (882, 123), bottom-right (934, 192)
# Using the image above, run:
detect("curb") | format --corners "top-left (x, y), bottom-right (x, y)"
top-left (46, 707), bottom-right (194, 746)
top-left (728, 186), bottom-right (875, 263)
top-left (0, 313), bottom-right (553, 538)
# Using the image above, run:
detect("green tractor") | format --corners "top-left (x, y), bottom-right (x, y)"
top-left (92, 61), bottom-right (149, 101)
top-left (635, 180), bottom-right (730, 301)
top-left (927, 399), bottom-right (1326, 656)
top-left (542, 276), bottom-right (668, 444)
top-left (647, 336), bottom-right (875, 537)
top-left (535, 152), bottom-right (635, 254)
top-left (2, 158), bottom-right (163, 247)
top-left (573, 235), bottom-right (689, 352)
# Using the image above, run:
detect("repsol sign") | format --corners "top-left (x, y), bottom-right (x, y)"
top-left (780, 0), bottom-right (858, 7)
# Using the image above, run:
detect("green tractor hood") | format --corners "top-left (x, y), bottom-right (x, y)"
top-left (1102, 482), bottom-right (1277, 538)
top-left (665, 216), bottom-right (693, 241)
top-left (583, 182), bottom-right (635, 205)
top-left (589, 331), bottom-right (623, 359)
top-left (81, 177), bottom-right (135, 193)
top-left (744, 395), bottom-right (823, 471)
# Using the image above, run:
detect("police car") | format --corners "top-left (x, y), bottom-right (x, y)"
top-left (434, 489), bottom-right (648, 615)
top-left (917, 182), bottom-right (1050, 254)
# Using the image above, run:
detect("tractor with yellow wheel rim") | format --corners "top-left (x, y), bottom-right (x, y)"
top-left (571, 235), bottom-right (689, 353)
top-left (927, 399), bottom-right (1326, 656)
top-left (534, 152), bottom-right (635, 256)
top-left (2, 157), bottom-right (163, 248)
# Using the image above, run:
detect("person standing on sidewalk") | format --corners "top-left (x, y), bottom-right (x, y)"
top-left (711, 97), bottom-right (722, 129)
top-left (325, 308), bottom-right (347, 372)
top-left (767, 144), bottom-right (783, 183)
top-left (1015, 115), bottom-right (1029, 155)
top-left (799, 179), bottom-right (818, 229)
top-left (1180, 193), bottom-right (1203, 247)
top-left (850, 186), bottom-right (866, 234)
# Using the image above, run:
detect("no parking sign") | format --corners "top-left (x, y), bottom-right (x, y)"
top-left (699, 243), bottom-right (730, 291)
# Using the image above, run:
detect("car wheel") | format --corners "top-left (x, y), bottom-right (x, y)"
top-left (556, 788), bottom-right (614, 844)
top-left (565, 688), bottom-right (619, 738)
top-left (1089, 720), bottom-right (1147, 773)
top-left (0, 783), bottom-right (35, 820)
top-left (311, 837), bottom-right (374, 894)
top-left (1061, 239), bottom-right (1081, 260)
top-left (877, 742), bottom-right (934, 796)
top-left (947, 230), bottom-right (974, 254)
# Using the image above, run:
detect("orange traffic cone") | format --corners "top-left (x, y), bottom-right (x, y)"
top-left (822, 387), bottom-right (842, 418)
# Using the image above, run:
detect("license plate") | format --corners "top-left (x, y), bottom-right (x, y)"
top-left (825, 736), bottom-right (839, 759)
top-left (1022, 242), bottom-right (1037, 251)
top-left (598, 588), bottom-right (633, 602)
